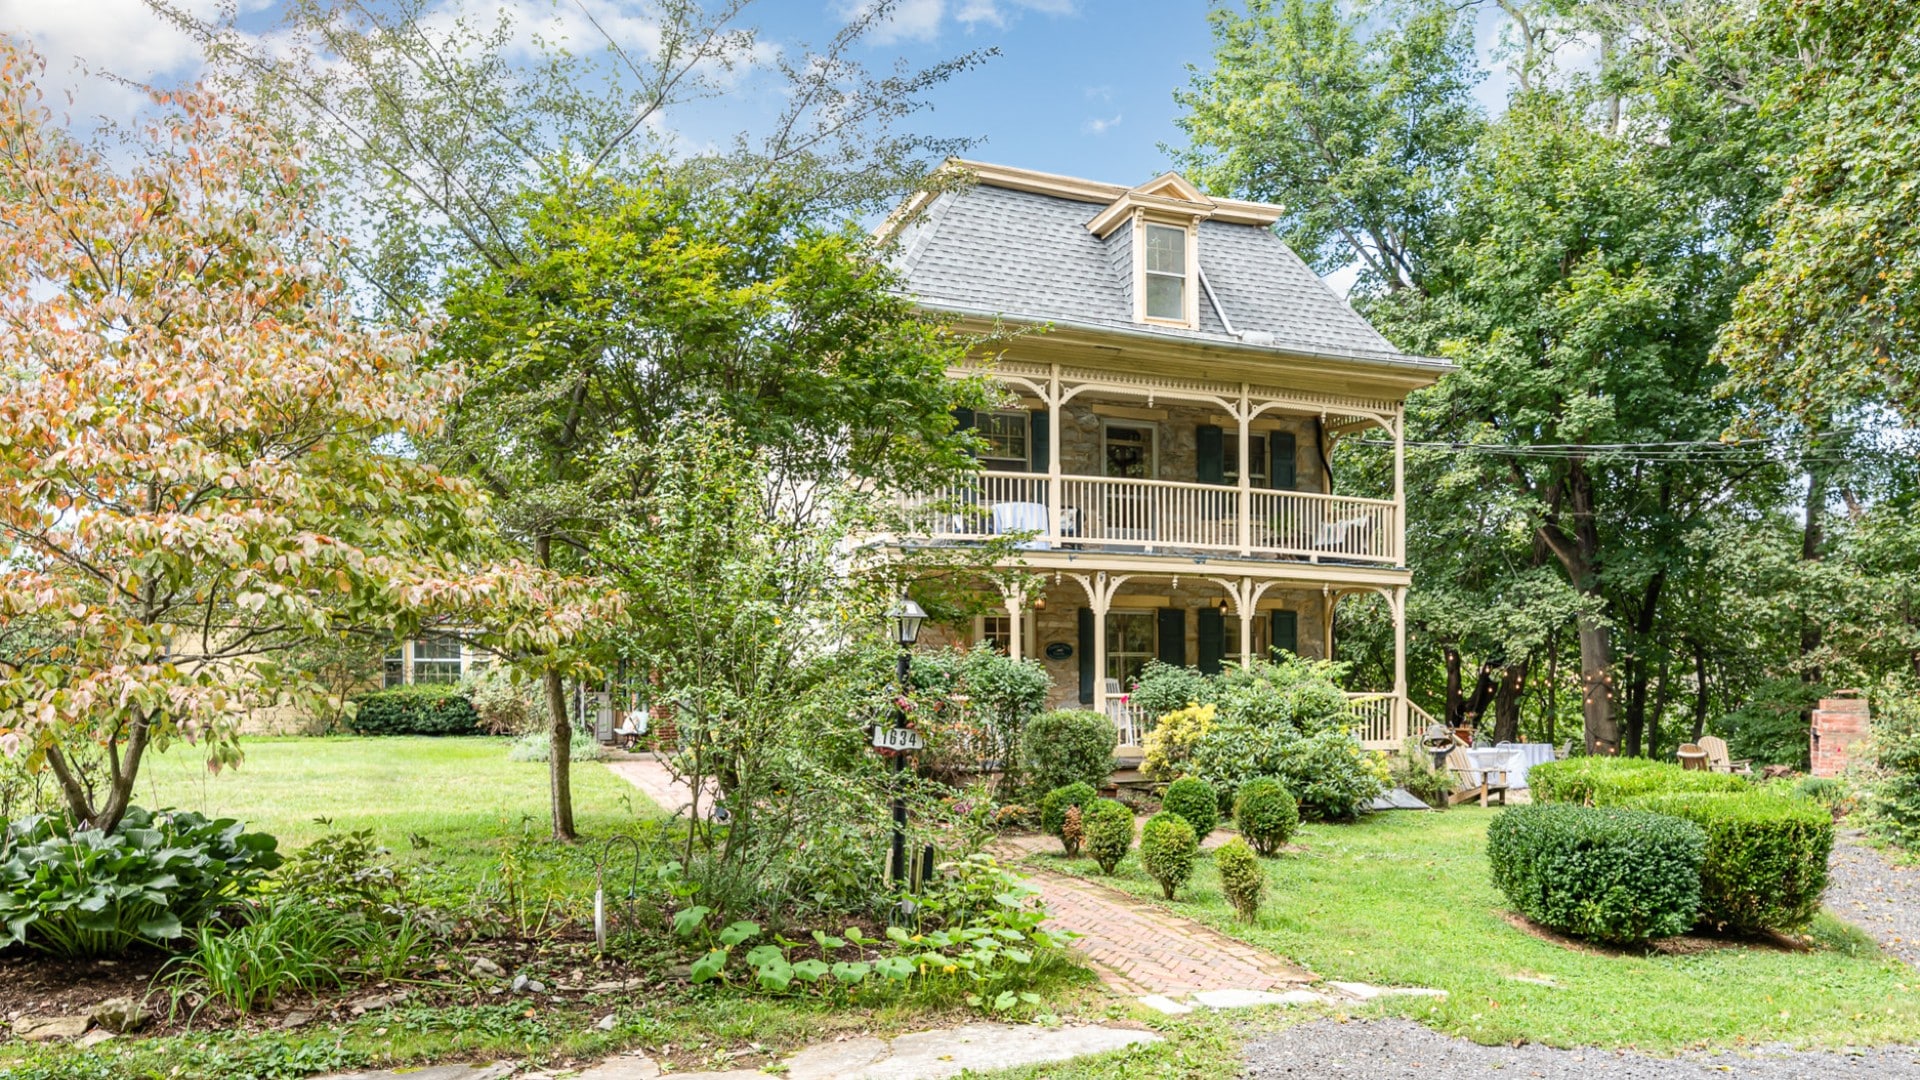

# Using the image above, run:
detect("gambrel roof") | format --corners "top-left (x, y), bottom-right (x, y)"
top-left (885, 160), bottom-right (1446, 373)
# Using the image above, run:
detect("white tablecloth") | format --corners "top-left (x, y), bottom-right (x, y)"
top-left (1461, 748), bottom-right (1521, 789)
top-left (1493, 742), bottom-right (1556, 789)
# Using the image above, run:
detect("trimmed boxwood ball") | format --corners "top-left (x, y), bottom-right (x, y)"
top-left (1215, 837), bottom-right (1264, 920)
top-left (1527, 756), bottom-right (1747, 806)
top-left (1487, 803), bottom-right (1706, 945)
top-left (1161, 776), bottom-right (1220, 840)
top-left (1020, 709), bottom-right (1118, 796)
top-left (1631, 791), bottom-right (1834, 934)
top-left (1233, 777), bottom-right (1299, 857)
top-left (1041, 782), bottom-right (1098, 856)
top-left (1140, 812), bottom-right (1198, 900)
top-left (1083, 798), bottom-right (1135, 874)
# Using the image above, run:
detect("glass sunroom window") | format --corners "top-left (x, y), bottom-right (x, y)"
top-left (1143, 224), bottom-right (1187, 321)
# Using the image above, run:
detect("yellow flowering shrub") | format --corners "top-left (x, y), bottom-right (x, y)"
top-left (1142, 703), bottom-right (1216, 782)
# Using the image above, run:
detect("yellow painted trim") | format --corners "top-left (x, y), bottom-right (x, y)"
top-left (1091, 403), bottom-right (1170, 421)
top-left (944, 158), bottom-right (1284, 225)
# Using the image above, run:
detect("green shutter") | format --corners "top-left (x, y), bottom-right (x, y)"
top-left (1270, 610), bottom-right (1299, 658)
top-left (1078, 607), bottom-right (1095, 705)
top-left (1029, 410), bottom-right (1049, 473)
top-left (1196, 606), bottom-right (1225, 675)
top-left (1157, 607), bottom-right (1186, 668)
top-left (1196, 424), bottom-right (1225, 484)
top-left (1270, 431), bottom-right (1297, 490)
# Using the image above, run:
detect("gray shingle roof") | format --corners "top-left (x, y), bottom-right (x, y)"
top-left (889, 181), bottom-right (1441, 369)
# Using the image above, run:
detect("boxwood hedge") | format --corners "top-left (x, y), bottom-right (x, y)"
top-left (1629, 791), bottom-right (1834, 934)
top-left (347, 684), bottom-right (481, 736)
top-left (1487, 803), bottom-right (1705, 945)
top-left (1527, 756), bottom-right (1747, 807)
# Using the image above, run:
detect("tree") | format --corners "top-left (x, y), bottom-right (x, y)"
top-left (0, 42), bottom-right (614, 833)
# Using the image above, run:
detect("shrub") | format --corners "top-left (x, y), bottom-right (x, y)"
top-left (1059, 806), bottom-right (1083, 859)
top-left (1487, 803), bottom-right (1705, 945)
top-left (1867, 688), bottom-right (1920, 850)
top-left (909, 645), bottom-right (1051, 789)
top-left (1161, 776), bottom-right (1220, 839)
top-left (1212, 658), bottom-right (1352, 737)
top-left (1276, 729), bottom-right (1390, 821)
top-left (1630, 791), bottom-right (1833, 934)
top-left (1082, 799), bottom-right (1134, 874)
top-left (1215, 838), bottom-right (1263, 920)
top-left (1528, 756), bottom-right (1748, 806)
top-left (1389, 739), bottom-right (1454, 809)
top-left (1129, 661), bottom-right (1216, 721)
top-left (1041, 783), bottom-right (1098, 855)
top-left (346, 684), bottom-right (480, 736)
top-left (168, 899), bottom-right (367, 1013)
top-left (1188, 719), bottom-right (1289, 808)
top-left (0, 807), bottom-right (282, 956)
top-left (1233, 778), bottom-right (1299, 856)
top-left (1141, 702), bottom-right (1216, 782)
top-left (506, 729), bottom-right (606, 763)
top-left (468, 669), bottom-right (543, 735)
top-left (1139, 812), bottom-right (1197, 900)
top-left (1020, 710), bottom-right (1116, 796)
top-left (273, 829), bottom-right (418, 920)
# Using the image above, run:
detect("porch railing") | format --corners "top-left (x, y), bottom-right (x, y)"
top-left (1105, 691), bottom-right (1411, 756)
top-left (896, 470), bottom-right (1399, 564)
top-left (1106, 693), bottom-right (1150, 748)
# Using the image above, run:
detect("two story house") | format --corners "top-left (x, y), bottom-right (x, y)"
top-left (880, 161), bottom-right (1449, 750)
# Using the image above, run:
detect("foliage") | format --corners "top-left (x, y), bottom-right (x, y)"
top-left (1528, 757), bottom-right (1748, 807)
top-left (1389, 740), bottom-right (1454, 809)
top-left (1233, 778), bottom-right (1300, 857)
top-left (0, 44), bottom-right (616, 833)
top-left (1865, 686), bottom-right (1920, 850)
top-left (1276, 730), bottom-right (1390, 821)
top-left (1487, 804), bottom-right (1706, 945)
top-left (345, 686), bottom-right (481, 737)
top-left (1058, 806), bottom-right (1084, 864)
top-left (1139, 813), bottom-right (1199, 901)
top-left (468, 669), bottom-right (544, 737)
top-left (1215, 837), bottom-right (1264, 920)
top-left (1161, 777), bottom-right (1221, 839)
top-left (507, 730), bottom-right (607, 764)
top-left (1140, 702), bottom-right (1216, 783)
top-left (167, 900), bottom-right (369, 1013)
top-left (1019, 710), bottom-right (1118, 797)
top-left (0, 807), bottom-right (282, 956)
top-left (1082, 800), bottom-right (1135, 875)
top-left (1040, 783), bottom-right (1097, 857)
top-left (1128, 661), bottom-right (1215, 721)
top-left (1211, 658), bottom-right (1355, 737)
top-left (908, 646), bottom-right (1051, 790)
top-left (1629, 791), bottom-right (1833, 934)
top-left (1188, 721), bottom-right (1289, 810)
top-left (270, 829), bottom-right (418, 921)
top-left (1721, 677), bottom-right (1824, 768)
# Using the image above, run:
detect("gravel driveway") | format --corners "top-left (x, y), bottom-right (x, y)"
top-left (1242, 1019), bottom-right (1920, 1079)
top-left (1826, 833), bottom-right (1920, 968)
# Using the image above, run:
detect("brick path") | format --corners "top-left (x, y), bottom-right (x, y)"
top-left (603, 761), bottom-right (1314, 998)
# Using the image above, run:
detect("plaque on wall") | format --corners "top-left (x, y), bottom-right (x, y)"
top-left (1044, 642), bottom-right (1073, 661)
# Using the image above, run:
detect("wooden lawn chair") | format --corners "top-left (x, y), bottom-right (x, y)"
top-left (1675, 743), bottom-right (1709, 771)
top-left (1697, 735), bottom-right (1753, 776)
top-left (1445, 748), bottom-right (1510, 808)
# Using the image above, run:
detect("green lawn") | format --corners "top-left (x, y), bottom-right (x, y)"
top-left (1027, 806), bottom-right (1920, 1052)
top-left (133, 736), bottom-right (656, 881)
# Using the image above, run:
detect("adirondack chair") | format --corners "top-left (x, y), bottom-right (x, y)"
top-left (1697, 735), bottom-right (1753, 776)
top-left (1445, 748), bottom-right (1510, 808)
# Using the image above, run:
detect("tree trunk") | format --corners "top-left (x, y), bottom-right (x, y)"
top-left (1576, 613), bottom-right (1619, 754)
top-left (1621, 571), bottom-right (1666, 758)
top-left (1538, 461), bottom-right (1618, 755)
top-left (1491, 659), bottom-right (1528, 745)
top-left (1690, 637), bottom-right (1710, 743)
top-left (545, 667), bottom-right (577, 842)
top-left (1546, 633), bottom-right (1558, 747)
top-left (1648, 645), bottom-right (1672, 761)
top-left (1799, 456), bottom-right (1827, 732)
top-left (1462, 660), bottom-right (1499, 730)
top-left (1444, 647), bottom-right (1464, 728)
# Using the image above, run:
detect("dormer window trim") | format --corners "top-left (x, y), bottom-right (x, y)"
top-left (1133, 211), bottom-right (1200, 329)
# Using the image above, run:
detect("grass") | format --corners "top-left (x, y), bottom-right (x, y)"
top-left (1025, 806), bottom-right (1920, 1052)
top-left (131, 735), bottom-right (655, 878)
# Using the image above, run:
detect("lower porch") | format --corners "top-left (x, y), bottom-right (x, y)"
top-left (920, 561), bottom-right (1419, 751)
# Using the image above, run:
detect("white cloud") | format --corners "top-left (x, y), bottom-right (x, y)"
top-left (843, 0), bottom-right (1074, 44)
top-left (1082, 112), bottom-right (1121, 136)
top-left (0, 0), bottom-right (234, 121)
top-left (1083, 84), bottom-right (1113, 103)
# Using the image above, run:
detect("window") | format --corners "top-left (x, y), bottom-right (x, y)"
top-left (1103, 423), bottom-right (1155, 479)
top-left (1221, 616), bottom-right (1268, 663)
top-left (1223, 434), bottom-right (1269, 487)
top-left (411, 636), bottom-right (464, 685)
top-left (383, 646), bottom-right (406, 689)
top-left (1143, 223), bottom-right (1188, 321)
top-left (975, 410), bottom-right (1029, 469)
top-left (1106, 611), bottom-right (1156, 691)
top-left (979, 614), bottom-right (1013, 654)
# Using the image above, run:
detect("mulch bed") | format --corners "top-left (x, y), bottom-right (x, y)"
top-left (1499, 911), bottom-right (1811, 957)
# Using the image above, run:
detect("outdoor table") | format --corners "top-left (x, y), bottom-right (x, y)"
top-left (1462, 747), bottom-right (1523, 790)
top-left (1493, 742), bottom-right (1556, 789)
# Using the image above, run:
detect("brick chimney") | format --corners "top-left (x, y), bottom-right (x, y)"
top-left (1811, 692), bottom-right (1870, 778)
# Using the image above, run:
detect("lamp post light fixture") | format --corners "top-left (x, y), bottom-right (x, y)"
top-left (884, 595), bottom-right (926, 890)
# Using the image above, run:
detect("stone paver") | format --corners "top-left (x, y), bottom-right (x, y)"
top-left (602, 757), bottom-right (713, 818)
top-left (317, 1065), bottom-right (517, 1080)
top-left (1025, 867), bottom-right (1315, 995)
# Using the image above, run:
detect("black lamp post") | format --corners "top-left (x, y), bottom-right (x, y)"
top-left (887, 596), bottom-right (926, 886)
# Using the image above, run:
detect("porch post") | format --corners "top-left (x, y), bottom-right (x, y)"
top-left (1237, 575), bottom-right (1255, 668)
top-left (1091, 572), bottom-right (1110, 716)
top-left (1391, 585), bottom-right (1409, 742)
top-left (1047, 365), bottom-right (1064, 546)
top-left (1237, 385), bottom-right (1252, 557)
top-left (1392, 407), bottom-right (1406, 565)
top-left (1001, 582), bottom-right (1027, 661)
top-left (1322, 587), bottom-right (1335, 660)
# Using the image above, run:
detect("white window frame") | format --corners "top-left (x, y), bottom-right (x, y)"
top-left (974, 409), bottom-right (1030, 471)
top-left (1134, 215), bottom-right (1198, 328)
top-left (386, 636), bottom-right (484, 687)
top-left (1223, 433), bottom-right (1269, 487)
top-left (973, 612), bottom-right (1037, 656)
top-left (1222, 616), bottom-right (1269, 662)
top-left (1100, 421), bottom-right (1158, 480)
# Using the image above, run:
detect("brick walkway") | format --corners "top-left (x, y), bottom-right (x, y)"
top-left (603, 762), bottom-right (1314, 998)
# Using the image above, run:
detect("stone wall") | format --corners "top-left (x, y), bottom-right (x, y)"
top-left (1811, 695), bottom-right (1871, 778)
top-left (1051, 400), bottom-right (1327, 493)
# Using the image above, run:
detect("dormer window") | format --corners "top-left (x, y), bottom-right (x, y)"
top-left (1143, 223), bottom-right (1188, 321)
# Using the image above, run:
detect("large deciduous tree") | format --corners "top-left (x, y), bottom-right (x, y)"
top-left (0, 42), bottom-right (616, 833)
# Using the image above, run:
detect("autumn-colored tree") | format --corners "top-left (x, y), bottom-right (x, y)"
top-left (0, 41), bottom-right (619, 834)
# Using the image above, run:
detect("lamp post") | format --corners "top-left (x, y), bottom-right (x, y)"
top-left (886, 596), bottom-right (926, 887)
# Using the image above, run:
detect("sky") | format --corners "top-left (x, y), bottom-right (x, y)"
top-left (2, 0), bottom-right (1517, 182)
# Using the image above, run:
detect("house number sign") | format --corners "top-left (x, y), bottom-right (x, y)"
top-left (1044, 642), bottom-right (1074, 661)
top-left (871, 726), bottom-right (925, 751)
